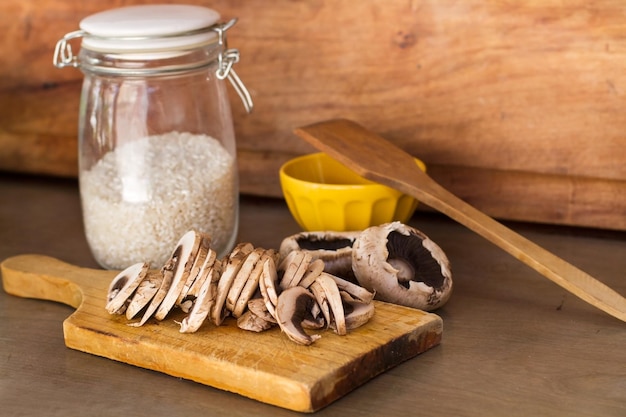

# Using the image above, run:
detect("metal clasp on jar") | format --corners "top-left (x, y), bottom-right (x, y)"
top-left (213, 19), bottom-right (254, 113)
top-left (53, 30), bottom-right (84, 69)
top-left (52, 19), bottom-right (253, 113)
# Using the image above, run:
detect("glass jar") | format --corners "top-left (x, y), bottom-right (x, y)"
top-left (53, 5), bottom-right (253, 269)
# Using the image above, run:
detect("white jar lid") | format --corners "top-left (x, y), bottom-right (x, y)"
top-left (79, 5), bottom-right (221, 52)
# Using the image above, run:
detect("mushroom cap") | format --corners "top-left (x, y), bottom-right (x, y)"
top-left (352, 222), bottom-right (453, 311)
top-left (279, 231), bottom-right (360, 280)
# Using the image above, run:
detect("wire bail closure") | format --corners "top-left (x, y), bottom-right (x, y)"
top-left (213, 19), bottom-right (253, 113)
top-left (52, 19), bottom-right (253, 113)
top-left (53, 30), bottom-right (84, 69)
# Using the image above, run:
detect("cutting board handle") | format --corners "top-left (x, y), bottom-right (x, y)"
top-left (1, 254), bottom-right (115, 309)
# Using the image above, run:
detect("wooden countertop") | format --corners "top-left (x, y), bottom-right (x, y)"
top-left (1, 173), bottom-right (624, 416)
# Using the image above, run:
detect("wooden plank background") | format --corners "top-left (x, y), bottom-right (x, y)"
top-left (1, 0), bottom-right (624, 230)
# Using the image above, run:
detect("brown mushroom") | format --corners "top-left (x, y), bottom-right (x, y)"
top-left (314, 273), bottom-right (346, 335)
top-left (177, 236), bottom-right (214, 306)
top-left (297, 258), bottom-right (326, 289)
top-left (106, 261), bottom-right (150, 314)
top-left (226, 247), bottom-right (265, 313)
top-left (325, 272), bottom-right (375, 304)
top-left (154, 230), bottom-right (205, 320)
top-left (275, 286), bottom-right (322, 345)
top-left (237, 310), bottom-right (275, 332)
top-left (129, 257), bottom-right (176, 327)
top-left (342, 299), bottom-right (376, 330)
top-left (125, 270), bottom-right (163, 319)
top-left (308, 280), bottom-right (331, 328)
top-left (278, 250), bottom-right (313, 289)
top-left (178, 261), bottom-right (222, 333)
top-left (259, 255), bottom-right (280, 320)
top-left (211, 243), bottom-right (253, 325)
top-left (352, 222), bottom-right (453, 311)
top-left (279, 231), bottom-right (360, 281)
top-left (246, 297), bottom-right (277, 324)
top-left (232, 250), bottom-right (276, 318)
top-left (179, 248), bottom-right (218, 313)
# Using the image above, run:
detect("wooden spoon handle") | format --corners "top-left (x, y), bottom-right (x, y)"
top-left (405, 177), bottom-right (626, 322)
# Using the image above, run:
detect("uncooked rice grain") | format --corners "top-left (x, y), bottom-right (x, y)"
top-left (80, 131), bottom-right (237, 269)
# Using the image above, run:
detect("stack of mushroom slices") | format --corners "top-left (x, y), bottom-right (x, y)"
top-left (106, 222), bottom-right (453, 346)
top-left (106, 230), bottom-right (377, 345)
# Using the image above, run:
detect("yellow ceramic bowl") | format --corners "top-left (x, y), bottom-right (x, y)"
top-left (279, 152), bottom-right (427, 231)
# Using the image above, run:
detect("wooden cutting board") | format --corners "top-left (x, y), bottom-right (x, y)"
top-left (0, 254), bottom-right (442, 413)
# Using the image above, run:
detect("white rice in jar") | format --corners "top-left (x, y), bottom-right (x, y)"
top-left (80, 131), bottom-right (237, 269)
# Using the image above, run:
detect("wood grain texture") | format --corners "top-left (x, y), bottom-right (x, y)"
top-left (0, 254), bottom-right (442, 413)
top-left (1, 0), bottom-right (625, 230)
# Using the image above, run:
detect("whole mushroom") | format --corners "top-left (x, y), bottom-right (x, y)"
top-left (279, 231), bottom-right (360, 281)
top-left (351, 222), bottom-right (452, 311)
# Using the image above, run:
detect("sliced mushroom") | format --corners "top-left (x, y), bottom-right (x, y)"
top-left (177, 235), bottom-right (213, 306)
top-left (237, 310), bottom-right (275, 332)
top-left (295, 258), bottom-right (325, 289)
top-left (106, 262), bottom-right (150, 314)
top-left (230, 241), bottom-right (255, 258)
top-left (275, 286), bottom-right (322, 345)
top-left (301, 301), bottom-right (326, 330)
top-left (314, 273), bottom-right (346, 335)
top-left (125, 270), bottom-right (163, 319)
top-left (106, 228), bottom-right (389, 342)
top-left (324, 272), bottom-right (375, 304)
top-left (154, 230), bottom-right (205, 320)
top-left (342, 299), bottom-right (376, 330)
top-left (247, 297), bottom-right (277, 324)
top-left (278, 250), bottom-right (312, 289)
top-left (211, 244), bottom-right (254, 325)
top-left (352, 222), bottom-right (453, 311)
top-left (232, 250), bottom-right (276, 318)
top-left (178, 261), bottom-right (222, 333)
top-left (259, 255), bottom-right (280, 320)
top-left (225, 247), bottom-right (265, 312)
top-left (308, 280), bottom-right (331, 328)
top-left (129, 257), bottom-right (176, 327)
top-left (179, 250), bottom-right (217, 314)
top-left (279, 231), bottom-right (360, 280)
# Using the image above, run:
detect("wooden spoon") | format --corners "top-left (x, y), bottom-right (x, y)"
top-left (294, 118), bottom-right (626, 323)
